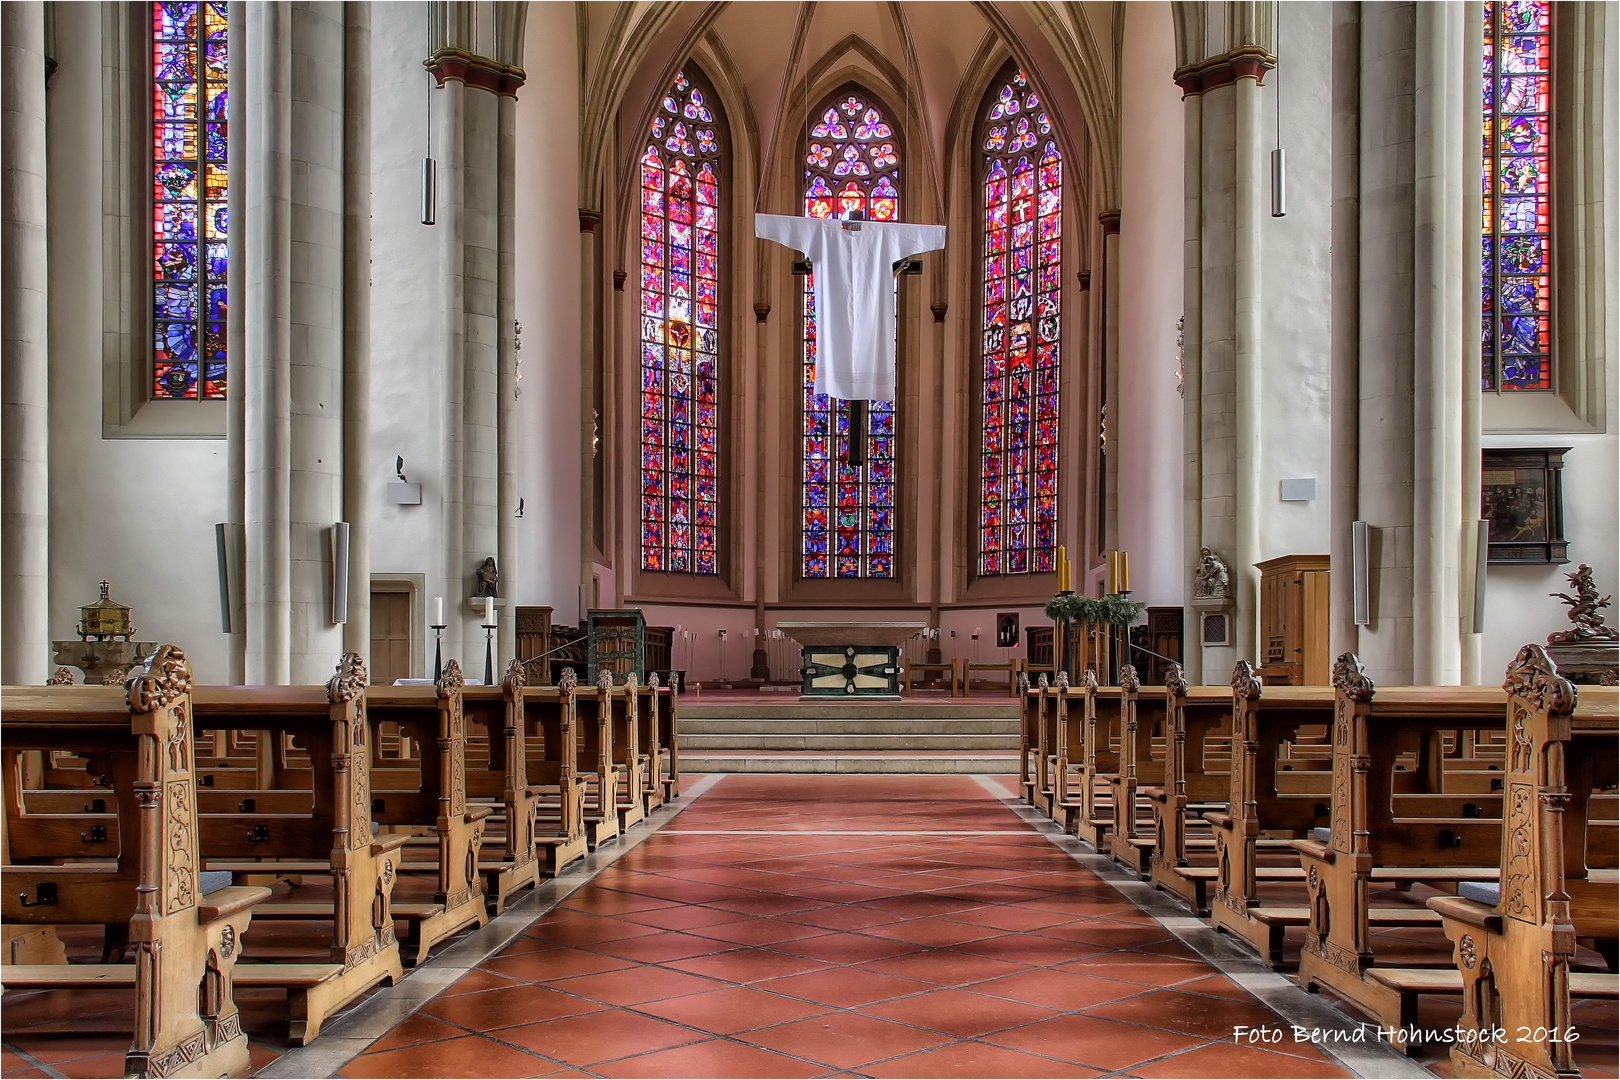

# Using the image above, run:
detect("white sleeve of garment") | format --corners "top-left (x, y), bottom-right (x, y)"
top-left (754, 213), bottom-right (818, 255)
top-left (881, 223), bottom-right (947, 261)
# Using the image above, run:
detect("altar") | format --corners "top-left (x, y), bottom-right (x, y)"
top-left (777, 621), bottom-right (926, 701)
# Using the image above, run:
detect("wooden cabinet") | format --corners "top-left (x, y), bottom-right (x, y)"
top-left (1256, 554), bottom-right (1330, 685)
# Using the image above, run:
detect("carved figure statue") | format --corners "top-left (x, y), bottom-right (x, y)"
top-left (1194, 546), bottom-right (1230, 599)
top-left (1548, 564), bottom-right (1617, 643)
top-left (475, 557), bottom-right (500, 598)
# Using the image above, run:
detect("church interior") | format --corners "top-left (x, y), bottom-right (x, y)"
top-left (1, 1), bottom-right (1616, 1077)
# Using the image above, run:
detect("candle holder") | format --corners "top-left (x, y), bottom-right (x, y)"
top-left (431, 624), bottom-right (447, 683)
top-left (482, 621), bottom-right (497, 687)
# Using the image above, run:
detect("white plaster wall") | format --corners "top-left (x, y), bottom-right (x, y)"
top-left (1117, 2), bottom-right (1185, 608)
top-left (45, 4), bottom-right (232, 681)
top-left (367, 2), bottom-right (450, 674)
top-left (1256, 1), bottom-right (1333, 561)
top-left (512, 3), bottom-right (582, 619)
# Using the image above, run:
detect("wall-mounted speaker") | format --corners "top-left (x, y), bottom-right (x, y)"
top-left (1352, 520), bottom-right (1370, 626)
top-left (214, 523), bottom-right (244, 634)
top-left (1472, 519), bottom-right (1489, 632)
top-left (332, 522), bottom-right (351, 625)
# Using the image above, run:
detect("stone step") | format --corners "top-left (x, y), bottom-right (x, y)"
top-left (679, 717), bottom-right (1020, 736)
top-left (681, 750), bottom-right (1020, 775)
top-left (681, 733), bottom-right (1020, 751)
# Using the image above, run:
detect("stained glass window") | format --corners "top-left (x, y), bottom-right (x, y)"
top-left (640, 69), bottom-right (722, 573)
top-left (151, 1), bottom-right (228, 400)
top-left (801, 91), bottom-right (901, 579)
top-left (1483, 0), bottom-right (1552, 391)
top-left (979, 70), bottom-right (1060, 576)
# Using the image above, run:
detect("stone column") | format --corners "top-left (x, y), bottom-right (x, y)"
top-left (1328, 1), bottom-right (1361, 663)
top-left (579, 209), bottom-right (598, 623)
top-left (1181, 90), bottom-right (1205, 681)
top-left (226, 1), bottom-right (247, 682)
top-left (343, 2), bottom-right (371, 659)
top-left (1356, 1), bottom-right (1468, 685)
top-left (242, 2), bottom-right (348, 683)
top-left (497, 90), bottom-right (518, 668)
top-left (1233, 70), bottom-right (1264, 664)
top-left (1459, 1), bottom-right (1484, 683)
top-left (1, 0), bottom-right (49, 685)
top-left (1099, 212), bottom-right (1122, 552)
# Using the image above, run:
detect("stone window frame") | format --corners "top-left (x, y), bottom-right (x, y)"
top-left (101, 1), bottom-right (226, 439)
top-left (1483, 2), bottom-right (1611, 435)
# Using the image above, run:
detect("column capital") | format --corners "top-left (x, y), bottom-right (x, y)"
top-left (930, 303), bottom-right (948, 323)
top-left (424, 47), bottom-right (526, 96)
top-left (612, 270), bottom-right (627, 292)
top-left (1173, 46), bottom-right (1275, 96)
top-left (1077, 270), bottom-right (1092, 290)
top-left (753, 302), bottom-right (771, 323)
top-left (578, 209), bottom-right (600, 233)
top-left (1098, 210), bottom-right (1121, 235)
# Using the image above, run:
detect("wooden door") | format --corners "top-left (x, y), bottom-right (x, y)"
top-left (370, 591), bottom-right (413, 687)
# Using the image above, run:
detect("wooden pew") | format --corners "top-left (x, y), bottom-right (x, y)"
top-left (636, 673), bottom-right (668, 812)
top-left (453, 661), bottom-right (543, 914)
top-left (576, 670), bottom-right (623, 847)
top-left (522, 668), bottom-right (590, 874)
top-left (1017, 672), bottom-right (1042, 809)
top-left (2, 647), bottom-right (268, 1078)
top-left (1292, 656), bottom-right (1515, 1048)
top-left (1102, 666), bottom-right (1173, 876)
top-left (1145, 665), bottom-right (1240, 906)
top-left (1409, 647), bottom-right (1619, 1076)
top-left (609, 673), bottom-right (648, 829)
top-left (1073, 673), bottom-right (1124, 848)
top-left (655, 671), bottom-right (681, 801)
top-left (1205, 666), bottom-right (1336, 953)
top-left (364, 662), bottom-right (491, 963)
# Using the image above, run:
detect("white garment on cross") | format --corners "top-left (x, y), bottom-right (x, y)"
top-left (755, 214), bottom-right (947, 401)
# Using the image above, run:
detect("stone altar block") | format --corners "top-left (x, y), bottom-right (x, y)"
top-left (778, 622), bottom-right (926, 701)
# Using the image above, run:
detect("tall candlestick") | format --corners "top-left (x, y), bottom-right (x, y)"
top-left (1057, 545), bottom-right (1069, 592)
top-left (1118, 551), bottom-right (1130, 593)
top-left (432, 596), bottom-right (444, 626)
top-left (483, 595), bottom-right (495, 625)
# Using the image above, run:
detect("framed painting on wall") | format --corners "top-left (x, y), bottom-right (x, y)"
top-left (1482, 447), bottom-right (1570, 565)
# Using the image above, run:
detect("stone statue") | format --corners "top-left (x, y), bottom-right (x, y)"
top-left (1548, 564), bottom-right (1617, 643)
top-left (1194, 546), bottom-right (1230, 599)
top-left (475, 556), bottom-right (499, 598)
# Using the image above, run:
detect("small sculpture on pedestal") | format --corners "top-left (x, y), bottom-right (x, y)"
top-left (1544, 563), bottom-right (1619, 685)
top-left (475, 557), bottom-right (499, 598)
top-left (1194, 547), bottom-right (1230, 600)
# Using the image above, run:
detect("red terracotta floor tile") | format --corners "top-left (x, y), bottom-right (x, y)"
top-left (863, 1040), bottom-right (1104, 1078)
top-left (865, 950), bottom-right (1036, 988)
top-left (1057, 951), bottom-right (1216, 987)
top-left (787, 881), bottom-right (909, 903)
top-left (596, 1037), bottom-right (828, 1078)
top-left (526, 915), bottom-right (664, 946)
top-left (683, 917), bottom-right (834, 946)
top-left (780, 905), bottom-right (913, 931)
top-left (1089, 988), bottom-right (1285, 1040)
top-left (0, 1035), bottom-right (132, 1065)
top-left (543, 965), bottom-right (730, 1007)
top-left (951, 933), bottom-right (1107, 967)
top-left (365, 1013), bottom-right (469, 1051)
top-left (756, 966), bottom-right (935, 1008)
top-left (588, 931), bottom-right (739, 964)
top-left (1173, 973), bottom-right (1263, 1002)
top-left (616, 904), bottom-right (751, 931)
top-left (1031, 920), bottom-right (1174, 949)
top-left (736, 1012), bottom-right (956, 1070)
top-left (971, 967), bottom-right (1143, 1009)
top-left (662, 946), bottom-right (835, 983)
top-left (52, 1054), bottom-right (131, 1079)
top-left (498, 1009), bottom-right (705, 1067)
top-left (558, 890), bottom-right (680, 916)
top-left (704, 894), bottom-right (836, 917)
top-left (947, 905), bottom-right (1078, 932)
top-left (860, 987), bottom-right (1064, 1037)
top-left (858, 894), bottom-right (989, 918)
top-left (484, 946), bottom-right (636, 982)
top-left (771, 931), bottom-right (927, 964)
top-left (632, 985), bottom-right (834, 1034)
top-left (861, 917), bottom-right (1008, 947)
top-left (1131, 1040), bottom-right (1352, 1078)
top-left (422, 983), bottom-right (607, 1031)
top-left (339, 1033), bottom-right (549, 1078)
top-left (983, 1013), bottom-right (1204, 1071)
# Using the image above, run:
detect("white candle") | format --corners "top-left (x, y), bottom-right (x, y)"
top-left (433, 596), bottom-right (444, 626)
top-left (483, 595), bottom-right (494, 625)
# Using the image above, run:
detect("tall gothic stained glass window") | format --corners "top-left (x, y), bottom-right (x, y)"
top-left (640, 69), bottom-right (723, 573)
top-left (1483, 0), bottom-right (1552, 391)
top-left (151, 1), bottom-right (228, 400)
top-left (979, 70), bottom-right (1060, 576)
top-left (801, 91), bottom-right (901, 579)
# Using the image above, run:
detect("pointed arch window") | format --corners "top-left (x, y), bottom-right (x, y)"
top-left (1482, 0), bottom-right (1552, 391)
top-left (640, 68), bottom-right (725, 573)
top-left (978, 69), bottom-right (1060, 576)
top-left (800, 89), bottom-right (901, 579)
top-left (151, 1), bottom-right (229, 400)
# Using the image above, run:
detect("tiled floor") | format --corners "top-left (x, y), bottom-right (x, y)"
top-left (333, 775), bottom-right (1352, 1079)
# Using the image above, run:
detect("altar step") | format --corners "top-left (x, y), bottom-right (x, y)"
top-left (679, 705), bottom-right (1020, 773)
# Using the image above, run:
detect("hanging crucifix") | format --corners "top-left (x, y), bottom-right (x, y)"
top-left (757, 210), bottom-right (946, 465)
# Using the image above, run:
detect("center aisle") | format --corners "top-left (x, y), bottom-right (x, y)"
top-left (338, 776), bottom-right (1349, 1079)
